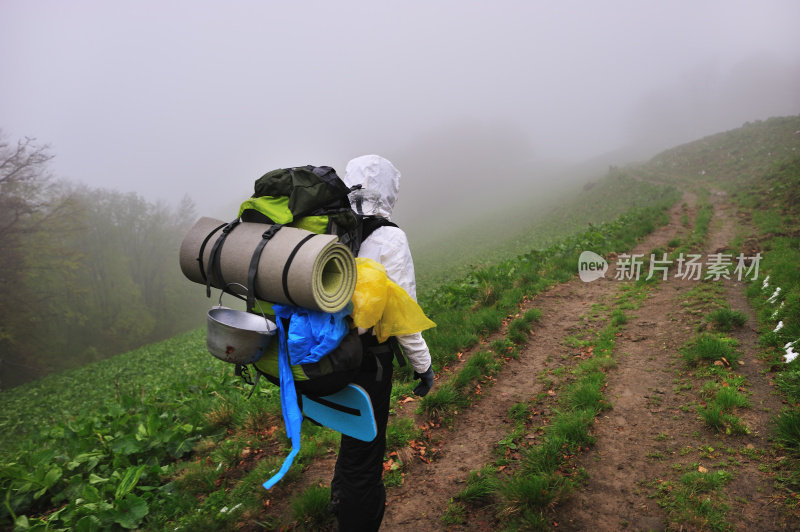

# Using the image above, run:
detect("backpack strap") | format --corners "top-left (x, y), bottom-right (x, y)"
top-left (281, 233), bottom-right (317, 307)
top-left (387, 337), bottom-right (406, 368)
top-left (360, 334), bottom-right (406, 382)
top-left (246, 224), bottom-right (284, 312)
top-left (197, 221), bottom-right (227, 284)
top-left (356, 217), bottom-right (405, 377)
top-left (206, 218), bottom-right (242, 299)
top-left (360, 216), bottom-right (399, 245)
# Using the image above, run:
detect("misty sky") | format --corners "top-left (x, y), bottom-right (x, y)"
top-left (1, 1), bottom-right (799, 217)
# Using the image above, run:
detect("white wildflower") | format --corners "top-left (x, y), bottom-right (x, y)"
top-left (767, 287), bottom-right (782, 304)
top-left (784, 342), bottom-right (798, 364)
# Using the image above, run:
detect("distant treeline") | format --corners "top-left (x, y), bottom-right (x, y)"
top-left (0, 134), bottom-right (208, 389)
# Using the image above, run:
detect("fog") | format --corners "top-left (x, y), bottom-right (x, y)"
top-left (2, 1), bottom-right (799, 233)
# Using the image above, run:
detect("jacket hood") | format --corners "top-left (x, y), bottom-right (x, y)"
top-left (343, 155), bottom-right (399, 219)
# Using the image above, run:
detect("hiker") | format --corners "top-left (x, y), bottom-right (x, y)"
top-left (329, 154), bottom-right (435, 531)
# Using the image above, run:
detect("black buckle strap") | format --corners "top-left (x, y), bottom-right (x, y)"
top-left (390, 337), bottom-right (406, 368)
top-left (235, 363), bottom-right (254, 385)
top-left (246, 224), bottom-right (284, 312)
top-left (197, 222), bottom-right (227, 284)
top-left (206, 218), bottom-right (241, 298)
top-left (235, 364), bottom-right (263, 399)
top-left (375, 356), bottom-right (383, 382)
top-left (247, 370), bottom-right (262, 399)
top-left (363, 337), bottom-right (406, 369)
top-left (281, 233), bottom-right (316, 307)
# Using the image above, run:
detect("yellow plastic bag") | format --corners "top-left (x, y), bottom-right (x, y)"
top-left (351, 258), bottom-right (436, 342)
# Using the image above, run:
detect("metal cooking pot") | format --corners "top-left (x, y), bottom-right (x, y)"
top-left (206, 306), bottom-right (276, 364)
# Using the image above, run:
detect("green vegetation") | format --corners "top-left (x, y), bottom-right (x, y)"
top-left (775, 409), bottom-right (800, 453)
top-left (636, 118), bottom-right (800, 527)
top-left (683, 282), bottom-right (727, 316)
top-left (1, 335), bottom-right (222, 529)
top-left (680, 334), bottom-right (741, 366)
top-left (654, 470), bottom-right (733, 532)
top-left (690, 201), bottom-right (713, 249)
top-left (643, 115), bottom-right (800, 186)
top-left (455, 465), bottom-right (499, 504)
top-left (290, 485), bottom-right (334, 531)
top-left (0, 330), bottom-right (345, 531)
top-left (644, 269), bottom-right (756, 527)
top-left (386, 417), bottom-right (422, 452)
top-left (707, 307), bottom-right (748, 332)
top-left (419, 383), bottom-right (461, 423)
top-left (679, 289), bottom-right (752, 437)
top-left (453, 351), bottom-right (500, 392)
top-left (507, 314), bottom-right (536, 346)
top-left (698, 400), bottom-right (750, 436)
top-left (0, 135), bottom-right (209, 389)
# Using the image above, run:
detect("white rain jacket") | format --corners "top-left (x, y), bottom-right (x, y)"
top-left (343, 155), bottom-right (432, 374)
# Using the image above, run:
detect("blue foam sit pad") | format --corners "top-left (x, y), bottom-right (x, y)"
top-left (301, 384), bottom-right (377, 442)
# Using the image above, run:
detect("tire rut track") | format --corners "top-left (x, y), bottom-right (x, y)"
top-left (557, 191), bottom-right (792, 531)
top-left (555, 195), bottom-right (696, 531)
top-left (381, 197), bottom-right (691, 530)
top-left (383, 276), bottom-right (620, 530)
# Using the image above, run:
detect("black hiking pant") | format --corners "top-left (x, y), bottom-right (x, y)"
top-left (330, 349), bottom-right (394, 531)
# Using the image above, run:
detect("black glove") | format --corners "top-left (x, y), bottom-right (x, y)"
top-left (413, 366), bottom-right (435, 397)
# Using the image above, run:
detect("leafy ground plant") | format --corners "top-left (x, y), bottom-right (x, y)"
top-left (680, 333), bottom-right (740, 366)
top-left (419, 383), bottom-right (461, 423)
top-left (455, 466), bottom-right (500, 505)
top-left (654, 470), bottom-right (733, 531)
top-left (774, 408), bottom-right (800, 454)
top-left (707, 307), bottom-right (748, 332)
top-left (290, 484), bottom-right (334, 531)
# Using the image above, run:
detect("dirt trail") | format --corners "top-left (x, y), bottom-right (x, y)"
top-left (708, 193), bottom-right (790, 529)
top-left (555, 271), bottom-right (697, 530)
top-left (379, 196), bottom-right (694, 530)
top-left (556, 191), bottom-right (790, 531)
top-left (554, 195), bottom-right (700, 530)
top-left (383, 274), bottom-right (619, 529)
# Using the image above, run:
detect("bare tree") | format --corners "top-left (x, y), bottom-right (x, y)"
top-left (0, 133), bottom-right (54, 240)
top-left (0, 132), bottom-right (57, 388)
top-left (0, 132), bottom-right (204, 389)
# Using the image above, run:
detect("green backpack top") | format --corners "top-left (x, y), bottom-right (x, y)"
top-left (238, 165), bottom-right (362, 254)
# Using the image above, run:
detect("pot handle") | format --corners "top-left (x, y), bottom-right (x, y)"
top-left (217, 283), bottom-right (272, 327)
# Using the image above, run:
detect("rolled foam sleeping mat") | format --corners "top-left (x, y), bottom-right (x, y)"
top-left (179, 217), bottom-right (356, 313)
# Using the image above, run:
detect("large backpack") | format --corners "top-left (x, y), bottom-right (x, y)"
top-left (238, 165), bottom-right (363, 255)
top-left (231, 165), bottom-right (401, 396)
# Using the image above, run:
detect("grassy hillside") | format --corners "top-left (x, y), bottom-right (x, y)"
top-left (2, 115), bottom-right (798, 530)
top-left (412, 114), bottom-right (799, 291)
top-left (641, 114), bottom-right (800, 185)
top-left (413, 171), bottom-right (675, 292)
